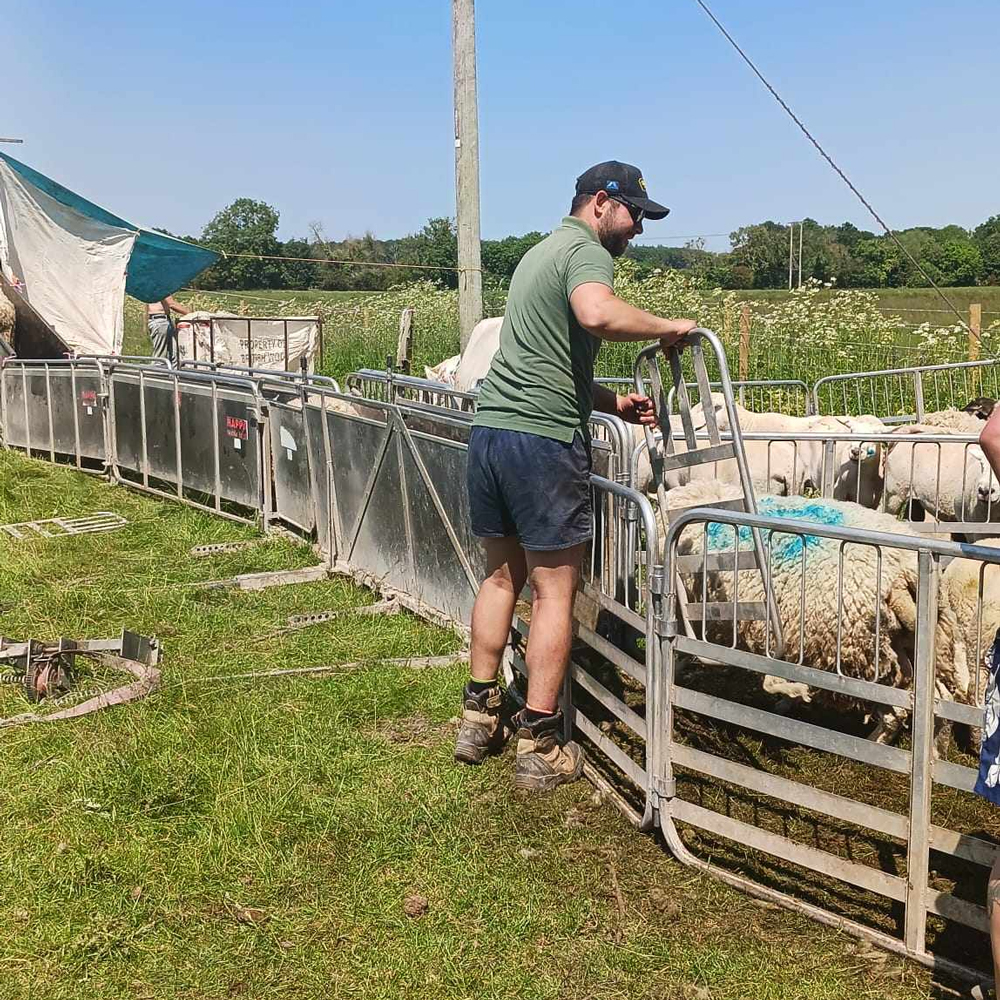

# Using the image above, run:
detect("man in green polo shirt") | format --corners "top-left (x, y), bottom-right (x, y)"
top-left (455, 161), bottom-right (697, 791)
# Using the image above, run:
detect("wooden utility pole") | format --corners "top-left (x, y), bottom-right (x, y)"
top-left (453, 0), bottom-right (483, 353)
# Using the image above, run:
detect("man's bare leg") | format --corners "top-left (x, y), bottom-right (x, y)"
top-left (455, 537), bottom-right (527, 765)
top-left (469, 536), bottom-right (527, 683)
top-left (512, 542), bottom-right (587, 792)
top-left (523, 543), bottom-right (586, 711)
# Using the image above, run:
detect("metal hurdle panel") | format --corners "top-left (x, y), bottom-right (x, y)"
top-left (305, 388), bottom-right (484, 625)
top-left (345, 369), bottom-right (478, 412)
top-left (654, 507), bottom-right (1000, 981)
top-left (106, 364), bottom-right (265, 522)
top-left (596, 377), bottom-right (813, 416)
top-left (0, 359), bottom-right (106, 468)
top-left (813, 358), bottom-right (1000, 423)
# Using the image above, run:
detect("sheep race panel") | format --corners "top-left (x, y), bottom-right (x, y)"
top-left (267, 400), bottom-right (315, 534)
top-left (656, 506), bottom-right (1000, 981)
top-left (0, 361), bottom-right (106, 467)
top-left (108, 368), bottom-right (264, 519)
top-left (311, 395), bottom-right (483, 625)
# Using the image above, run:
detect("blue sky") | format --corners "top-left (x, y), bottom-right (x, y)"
top-left (8, 0), bottom-right (998, 250)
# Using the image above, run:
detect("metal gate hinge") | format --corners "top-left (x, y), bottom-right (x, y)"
top-left (650, 565), bottom-right (666, 595)
top-left (653, 775), bottom-right (676, 799)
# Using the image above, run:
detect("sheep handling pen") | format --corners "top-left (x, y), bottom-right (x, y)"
top-left (4, 334), bottom-right (1000, 987)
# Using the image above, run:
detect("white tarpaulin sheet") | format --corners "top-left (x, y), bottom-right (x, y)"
top-left (176, 312), bottom-right (320, 371)
top-left (0, 159), bottom-right (136, 355)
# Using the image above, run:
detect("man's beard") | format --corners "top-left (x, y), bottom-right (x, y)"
top-left (597, 215), bottom-right (630, 257)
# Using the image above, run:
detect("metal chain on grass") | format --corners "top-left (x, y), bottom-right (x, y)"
top-left (692, 0), bottom-right (971, 332)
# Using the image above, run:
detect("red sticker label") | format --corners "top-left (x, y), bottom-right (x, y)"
top-left (81, 389), bottom-right (97, 406)
top-left (226, 416), bottom-right (249, 440)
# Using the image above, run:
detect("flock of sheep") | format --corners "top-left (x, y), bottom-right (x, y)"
top-left (642, 394), bottom-right (1000, 752)
top-left (635, 392), bottom-right (1000, 527)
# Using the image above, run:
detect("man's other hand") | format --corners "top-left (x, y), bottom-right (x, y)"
top-left (616, 393), bottom-right (657, 426)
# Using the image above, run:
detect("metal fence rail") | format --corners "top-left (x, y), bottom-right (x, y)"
top-left (813, 358), bottom-right (1000, 423)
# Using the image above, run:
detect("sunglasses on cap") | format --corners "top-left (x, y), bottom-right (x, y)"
top-left (608, 195), bottom-right (645, 225)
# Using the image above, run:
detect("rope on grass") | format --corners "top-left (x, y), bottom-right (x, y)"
top-left (165, 653), bottom-right (468, 690)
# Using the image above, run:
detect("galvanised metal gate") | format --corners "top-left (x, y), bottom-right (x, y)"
top-left (657, 506), bottom-right (1000, 980)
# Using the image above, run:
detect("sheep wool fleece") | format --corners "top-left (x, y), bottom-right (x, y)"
top-left (474, 216), bottom-right (613, 444)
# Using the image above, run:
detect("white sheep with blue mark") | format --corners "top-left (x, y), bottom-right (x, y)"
top-left (665, 482), bottom-right (923, 740)
top-left (666, 481), bottom-right (993, 745)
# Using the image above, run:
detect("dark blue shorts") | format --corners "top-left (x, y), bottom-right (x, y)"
top-left (467, 426), bottom-right (592, 551)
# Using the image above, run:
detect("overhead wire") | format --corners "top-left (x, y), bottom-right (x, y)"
top-left (216, 249), bottom-right (479, 273)
top-left (692, 0), bottom-right (971, 331)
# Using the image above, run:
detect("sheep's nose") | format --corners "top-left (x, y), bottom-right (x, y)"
top-left (980, 485), bottom-right (993, 501)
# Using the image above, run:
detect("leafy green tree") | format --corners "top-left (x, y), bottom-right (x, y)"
top-left (975, 216), bottom-right (1000, 283)
top-left (280, 238), bottom-right (318, 289)
top-left (730, 221), bottom-right (792, 288)
top-left (198, 198), bottom-right (284, 289)
top-left (397, 217), bottom-right (459, 288)
top-left (482, 232), bottom-right (546, 282)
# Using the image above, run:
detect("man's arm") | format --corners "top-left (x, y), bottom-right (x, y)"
top-left (592, 381), bottom-right (618, 414)
top-left (592, 379), bottom-right (658, 426)
top-left (164, 294), bottom-right (189, 317)
top-left (570, 282), bottom-right (696, 344)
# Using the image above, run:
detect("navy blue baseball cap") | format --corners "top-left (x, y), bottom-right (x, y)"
top-left (575, 161), bottom-right (670, 220)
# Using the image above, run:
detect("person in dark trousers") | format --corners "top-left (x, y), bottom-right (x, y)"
top-left (455, 160), bottom-right (697, 791)
top-left (974, 407), bottom-right (1000, 999)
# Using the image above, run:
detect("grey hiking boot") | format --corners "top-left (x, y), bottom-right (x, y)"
top-left (513, 710), bottom-right (584, 792)
top-left (454, 683), bottom-right (514, 765)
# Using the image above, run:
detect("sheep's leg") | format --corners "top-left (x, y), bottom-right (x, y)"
top-left (870, 705), bottom-right (908, 744)
top-left (934, 718), bottom-right (953, 758)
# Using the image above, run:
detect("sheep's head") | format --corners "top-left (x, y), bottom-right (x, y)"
top-left (963, 396), bottom-right (996, 420)
top-left (843, 416), bottom-right (885, 463)
top-left (972, 447), bottom-right (1000, 506)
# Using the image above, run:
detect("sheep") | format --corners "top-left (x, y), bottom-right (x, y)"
top-left (422, 317), bottom-right (504, 394)
top-left (882, 425), bottom-right (1000, 524)
top-left (634, 394), bottom-right (885, 505)
top-left (935, 537), bottom-right (1000, 711)
top-left (453, 316), bottom-right (502, 393)
top-left (663, 481), bottom-right (922, 740)
top-left (922, 408), bottom-right (991, 434)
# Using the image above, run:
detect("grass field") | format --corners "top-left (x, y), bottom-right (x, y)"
top-left (119, 280), bottom-right (1000, 394)
top-left (741, 286), bottom-right (1000, 328)
top-left (0, 448), bottom-right (951, 999)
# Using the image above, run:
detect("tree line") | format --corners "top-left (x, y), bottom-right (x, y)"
top-left (183, 198), bottom-right (1000, 291)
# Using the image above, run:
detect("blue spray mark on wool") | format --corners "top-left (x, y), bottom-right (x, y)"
top-left (704, 497), bottom-right (845, 563)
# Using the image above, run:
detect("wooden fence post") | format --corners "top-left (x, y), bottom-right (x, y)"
top-left (739, 303), bottom-right (751, 380)
top-left (397, 307), bottom-right (414, 372)
top-left (969, 303), bottom-right (982, 362)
